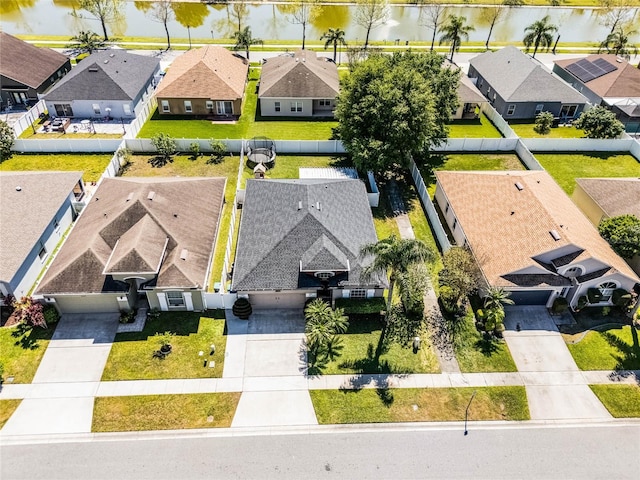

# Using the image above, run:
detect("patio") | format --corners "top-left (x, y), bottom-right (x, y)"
top-left (37, 117), bottom-right (128, 136)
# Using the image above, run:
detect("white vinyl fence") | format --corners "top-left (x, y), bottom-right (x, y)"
top-left (481, 102), bottom-right (518, 139)
top-left (433, 137), bottom-right (518, 152)
top-left (125, 138), bottom-right (244, 154)
top-left (203, 292), bottom-right (238, 310)
top-left (125, 96), bottom-right (157, 139)
top-left (523, 137), bottom-right (640, 154)
top-left (10, 100), bottom-right (47, 138)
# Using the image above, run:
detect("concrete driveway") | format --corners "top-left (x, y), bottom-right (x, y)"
top-left (504, 306), bottom-right (611, 420)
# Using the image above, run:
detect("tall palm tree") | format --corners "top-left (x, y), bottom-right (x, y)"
top-left (483, 287), bottom-right (515, 311)
top-left (304, 299), bottom-right (349, 356)
top-left (233, 26), bottom-right (263, 61)
top-left (598, 27), bottom-right (638, 60)
top-left (439, 15), bottom-right (475, 62)
top-left (523, 15), bottom-right (558, 58)
top-left (321, 28), bottom-right (347, 62)
top-left (67, 30), bottom-right (105, 54)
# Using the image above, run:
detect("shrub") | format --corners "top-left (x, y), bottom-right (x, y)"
top-left (576, 295), bottom-right (588, 310)
top-left (587, 288), bottom-right (603, 304)
top-left (151, 133), bottom-right (177, 163)
top-left (189, 142), bottom-right (200, 160)
top-left (0, 361), bottom-right (4, 383)
top-left (612, 288), bottom-right (632, 308)
top-left (155, 331), bottom-right (174, 348)
top-left (232, 297), bottom-right (252, 319)
top-left (533, 111), bottom-right (554, 135)
top-left (0, 120), bottom-right (15, 162)
top-left (147, 308), bottom-right (160, 320)
top-left (119, 309), bottom-right (136, 324)
top-left (207, 139), bottom-right (226, 164)
top-left (494, 322), bottom-right (506, 338)
top-left (551, 296), bottom-right (568, 314)
top-left (439, 285), bottom-right (458, 313)
top-left (43, 305), bottom-right (60, 325)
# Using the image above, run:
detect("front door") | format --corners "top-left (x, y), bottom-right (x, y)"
top-left (216, 101), bottom-right (233, 115)
top-left (54, 104), bottom-right (74, 117)
top-left (12, 92), bottom-right (27, 104)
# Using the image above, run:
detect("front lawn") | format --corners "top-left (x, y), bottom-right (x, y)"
top-left (101, 311), bottom-right (227, 381)
top-left (590, 384), bottom-right (640, 418)
top-left (311, 386), bottom-right (529, 424)
top-left (309, 315), bottom-right (440, 375)
top-left (92, 393), bottom-right (240, 432)
top-left (448, 113), bottom-right (502, 138)
top-left (564, 325), bottom-right (640, 371)
top-left (0, 153), bottom-right (113, 182)
top-left (509, 123), bottom-right (583, 138)
top-left (0, 324), bottom-right (56, 384)
top-left (535, 153), bottom-right (640, 194)
top-left (0, 400), bottom-right (22, 429)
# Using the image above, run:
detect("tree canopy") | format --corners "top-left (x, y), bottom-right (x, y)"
top-left (334, 51), bottom-right (459, 174)
top-left (599, 214), bottom-right (640, 259)
top-left (523, 15), bottom-right (557, 58)
top-left (0, 120), bottom-right (15, 162)
top-left (573, 106), bottom-right (625, 139)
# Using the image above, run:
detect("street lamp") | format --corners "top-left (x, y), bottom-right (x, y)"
top-left (464, 390), bottom-right (477, 436)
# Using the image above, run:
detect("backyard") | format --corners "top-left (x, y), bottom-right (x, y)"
top-left (0, 153), bottom-right (113, 182)
top-left (0, 323), bottom-right (57, 384)
top-left (534, 152), bottom-right (640, 194)
top-left (101, 311), bottom-right (227, 381)
top-left (509, 123), bottom-right (583, 139)
top-left (448, 113), bottom-right (502, 139)
top-left (240, 154), bottom-right (348, 188)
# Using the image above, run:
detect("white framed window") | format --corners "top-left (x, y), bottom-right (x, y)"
top-left (507, 104), bottom-right (516, 116)
top-left (92, 103), bottom-right (101, 115)
top-left (184, 101), bottom-right (192, 113)
top-left (53, 217), bottom-right (60, 232)
top-left (487, 86), bottom-right (491, 95)
top-left (274, 101), bottom-right (281, 112)
top-left (564, 266), bottom-right (583, 277)
top-left (560, 104), bottom-right (578, 118)
top-left (38, 242), bottom-right (48, 262)
top-left (445, 202), bottom-right (449, 214)
top-left (350, 289), bottom-right (367, 299)
top-left (319, 99), bottom-right (331, 106)
top-left (598, 282), bottom-right (617, 302)
top-left (206, 100), bottom-right (214, 111)
top-left (123, 104), bottom-right (132, 116)
top-left (166, 291), bottom-right (185, 307)
top-left (535, 104), bottom-right (544, 115)
top-left (452, 218), bottom-right (457, 230)
top-left (216, 101), bottom-right (233, 115)
top-left (492, 93), bottom-right (496, 102)
top-left (290, 101), bottom-right (303, 113)
top-left (161, 100), bottom-right (170, 113)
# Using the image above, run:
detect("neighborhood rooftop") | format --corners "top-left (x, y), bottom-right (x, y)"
top-left (575, 177), bottom-right (640, 219)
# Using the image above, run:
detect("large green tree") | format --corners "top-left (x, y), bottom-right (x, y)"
top-left (334, 51), bottom-right (459, 174)
top-left (599, 214), bottom-right (640, 259)
top-left (75, 0), bottom-right (123, 41)
top-left (573, 106), bottom-right (625, 139)
top-left (523, 15), bottom-right (558, 58)
top-left (438, 247), bottom-right (481, 309)
top-left (0, 120), bottom-right (15, 162)
top-left (439, 15), bottom-right (475, 62)
top-left (233, 26), bottom-right (263, 61)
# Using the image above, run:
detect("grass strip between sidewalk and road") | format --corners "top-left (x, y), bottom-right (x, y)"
top-left (310, 386), bottom-right (529, 424)
top-left (589, 384), bottom-right (640, 418)
top-left (92, 393), bottom-right (241, 432)
top-left (0, 400), bottom-right (22, 429)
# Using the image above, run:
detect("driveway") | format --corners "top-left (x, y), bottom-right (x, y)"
top-left (503, 306), bottom-right (611, 420)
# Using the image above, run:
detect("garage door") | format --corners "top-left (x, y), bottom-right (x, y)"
top-left (53, 295), bottom-right (120, 314)
top-left (509, 290), bottom-right (553, 305)
top-left (249, 292), bottom-right (307, 309)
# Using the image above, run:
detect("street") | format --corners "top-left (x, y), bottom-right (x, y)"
top-left (2, 423), bottom-right (639, 479)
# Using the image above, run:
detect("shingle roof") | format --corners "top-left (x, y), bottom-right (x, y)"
top-left (155, 46), bottom-right (248, 100)
top-left (0, 171), bottom-right (82, 284)
top-left (259, 50), bottom-right (339, 99)
top-left (37, 177), bottom-right (225, 295)
top-left (43, 51), bottom-right (160, 102)
top-left (0, 32), bottom-right (69, 89)
top-left (444, 59), bottom-right (486, 105)
top-left (554, 54), bottom-right (640, 99)
top-left (232, 179), bottom-right (378, 291)
top-left (435, 170), bottom-right (638, 288)
top-left (575, 178), bottom-right (640, 219)
top-left (469, 46), bottom-right (587, 104)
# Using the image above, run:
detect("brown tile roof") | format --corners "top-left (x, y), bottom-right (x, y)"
top-left (435, 170), bottom-right (639, 288)
top-left (259, 50), bottom-right (339, 99)
top-left (155, 46), bottom-right (248, 100)
top-left (575, 177), bottom-right (640, 219)
top-left (0, 171), bottom-right (82, 284)
top-left (0, 32), bottom-right (69, 89)
top-left (37, 177), bottom-right (226, 295)
top-left (554, 54), bottom-right (640, 99)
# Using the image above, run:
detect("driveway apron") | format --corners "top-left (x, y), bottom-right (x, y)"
top-left (503, 306), bottom-right (611, 420)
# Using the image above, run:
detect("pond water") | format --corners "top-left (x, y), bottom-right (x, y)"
top-left (1, 1), bottom-right (638, 45)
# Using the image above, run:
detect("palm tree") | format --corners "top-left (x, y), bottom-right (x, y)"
top-left (67, 30), bottom-right (105, 54)
top-left (598, 27), bottom-right (639, 60)
top-left (321, 28), bottom-right (347, 63)
top-left (523, 15), bottom-right (558, 58)
top-left (233, 26), bottom-right (263, 61)
top-left (439, 15), bottom-right (475, 62)
top-left (304, 299), bottom-right (349, 358)
top-left (483, 287), bottom-right (515, 311)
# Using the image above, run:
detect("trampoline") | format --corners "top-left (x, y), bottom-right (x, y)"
top-left (246, 136), bottom-right (276, 169)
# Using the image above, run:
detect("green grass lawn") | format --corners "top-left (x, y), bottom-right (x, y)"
top-left (0, 324), bottom-right (56, 384)
top-left (240, 155), bottom-right (348, 188)
top-left (0, 400), bottom-right (22, 429)
top-left (509, 123), bottom-right (583, 138)
top-left (309, 316), bottom-right (440, 375)
top-left (454, 308), bottom-right (517, 373)
top-left (590, 385), bottom-right (640, 418)
top-left (448, 113), bottom-right (502, 139)
top-left (311, 386), bottom-right (529, 424)
top-left (92, 393), bottom-right (241, 432)
top-left (101, 311), bottom-right (227, 381)
top-left (535, 153), bottom-right (640, 194)
top-left (0, 153), bottom-right (113, 183)
top-left (372, 189), bottom-right (401, 240)
top-left (564, 325), bottom-right (640, 371)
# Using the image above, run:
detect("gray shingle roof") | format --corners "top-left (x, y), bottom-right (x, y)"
top-left (469, 46), bottom-right (587, 104)
top-left (43, 51), bottom-right (160, 102)
top-left (0, 171), bottom-right (82, 284)
top-left (575, 178), bottom-right (640, 219)
top-left (232, 179), bottom-right (378, 291)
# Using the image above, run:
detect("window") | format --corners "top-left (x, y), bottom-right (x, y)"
top-left (452, 218), bottom-right (457, 230)
top-left (123, 104), bottom-right (132, 116)
top-left (350, 289), bottom-right (366, 299)
top-left (54, 104), bottom-right (73, 116)
top-left (38, 242), bottom-right (47, 262)
top-left (487, 86), bottom-right (491, 95)
top-left (319, 99), bottom-right (331, 106)
top-left (564, 266), bottom-right (583, 277)
top-left (315, 272), bottom-right (334, 280)
top-left (445, 202), bottom-right (450, 214)
top-left (161, 100), bottom-right (170, 113)
top-left (598, 282), bottom-right (617, 302)
top-left (492, 93), bottom-right (496, 102)
top-left (184, 101), bottom-right (192, 113)
top-left (560, 104), bottom-right (578, 119)
top-left (206, 100), bottom-right (214, 111)
top-left (535, 104), bottom-right (544, 115)
top-left (506, 104), bottom-right (516, 116)
top-left (274, 101), bottom-right (281, 112)
top-left (92, 104), bottom-right (101, 115)
top-left (290, 101), bottom-right (303, 113)
top-left (166, 291), bottom-right (185, 307)
top-left (53, 217), bottom-right (60, 231)
top-left (216, 101), bottom-right (233, 115)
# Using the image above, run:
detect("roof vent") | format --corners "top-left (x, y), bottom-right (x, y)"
top-left (89, 67), bottom-right (98, 72)
top-left (173, 213), bottom-right (178, 218)
top-left (316, 202), bottom-right (321, 211)
top-left (550, 230), bottom-right (561, 241)
top-left (104, 59), bottom-right (109, 64)
top-left (515, 182), bottom-right (524, 191)
top-left (15, 186), bottom-right (22, 191)
top-left (147, 191), bottom-right (156, 200)
top-left (180, 249), bottom-right (188, 260)
top-left (298, 201), bottom-right (302, 210)
top-left (126, 192), bottom-right (134, 202)
top-left (109, 53), bottom-right (115, 57)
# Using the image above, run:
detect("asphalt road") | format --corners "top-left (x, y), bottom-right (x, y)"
top-left (2, 423), bottom-right (639, 479)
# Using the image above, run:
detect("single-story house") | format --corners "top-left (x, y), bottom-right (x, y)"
top-left (0, 32), bottom-right (71, 110)
top-left (0, 171), bottom-right (85, 301)
top-left (553, 54), bottom-right (640, 133)
top-left (468, 46), bottom-right (587, 121)
top-left (155, 46), bottom-right (248, 117)
top-left (232, 178), bottom-right (384, 309)
top-left (434, 170), bottom-right (639, 308)
top-left (36, 177), bottom-right (226, 314)
top-left (42, 50), bottom-right (161, 119)
top-left (573, 177), bottom-right (640, 275)
top-left (258, 50), bottom-right (339, 117)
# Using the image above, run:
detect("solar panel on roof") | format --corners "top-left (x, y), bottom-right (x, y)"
top-left (565, 58), bottom-right (618, 83)
top-left (592, 57), bottom-right (617, 74)
top-left (566, 62), bottom-right (596, 83)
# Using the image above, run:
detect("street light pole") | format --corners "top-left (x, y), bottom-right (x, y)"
top-left (464, 390), bottom-right (477, 436)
